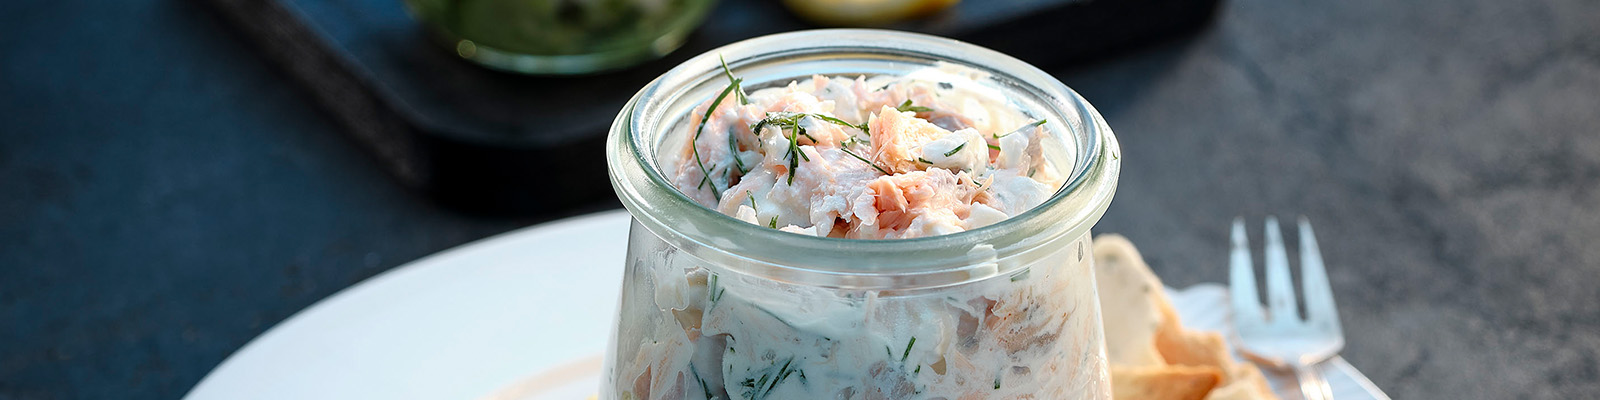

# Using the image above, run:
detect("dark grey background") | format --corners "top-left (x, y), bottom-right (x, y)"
top-left (3, 0), bottom-right (1597, 398)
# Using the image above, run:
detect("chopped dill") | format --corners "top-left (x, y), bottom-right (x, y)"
top-left (943, 143), bottom-right (966, 157)
top-left (719, 55), bottom-right (748, 105)
top-left (755, 112), bottom-right (860, 185)
top-left (739, 356), bottom-right (798, 400)
top-left (691, 363), bottom-right (715, 400)
top-left (692, 77), bottom-right (742, 201)
top-left (838, 142), bottom-right (890, 175)
top-left (690, 55), bottom-right (750, 201)
top-left (901, 337), bottom-right (917, 362)
top-left (917, 157), bottom-right (933, 164)
top-left (707, 273), bottom-right (727, 307)
top-left (786, 127), bottom-right (808, 185)
top-left (896, 99), bottom-right (933, 113)
top-left (728, 128), bottom-right (747, 173)
top-left (1010, 269), bottom-right (1031, 282)
top-left (994, 119), bottom-right (1047, 139)
top-left (810, 113), bottom-right (868, 133)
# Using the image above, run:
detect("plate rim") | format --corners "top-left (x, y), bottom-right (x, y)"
top-left (183, 211), bottom-right (634, 400)
top-left (185, 210), bottom-right (1387, 399)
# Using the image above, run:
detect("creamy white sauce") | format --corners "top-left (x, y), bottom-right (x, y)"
top-left (613, 238), bottom-right (1106, 400)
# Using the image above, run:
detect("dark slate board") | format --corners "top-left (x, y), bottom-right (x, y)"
top-left (200, 0), bottom-right (1220, 214)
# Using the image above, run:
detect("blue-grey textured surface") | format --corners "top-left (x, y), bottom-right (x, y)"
top-left (0, 0), bottom-right (551, 397)
top-left (3, 0), bottom-right (1599, 399)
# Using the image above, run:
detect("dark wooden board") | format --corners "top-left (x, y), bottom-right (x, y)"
top-left (200, 0), bottom-right (1220, 214)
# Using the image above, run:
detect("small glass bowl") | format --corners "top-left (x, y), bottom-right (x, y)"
top-left (402, 0), bottom-right (718, 74)
top-left (603, 29), bottom-right (1121, 399)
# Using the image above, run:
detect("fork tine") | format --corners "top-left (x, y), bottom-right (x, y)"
top-left (1299, 217), bottom-right (1342, 332)
top-left (1264, 216), bottom-right (1300, 323)
top-left (1229, 218), bottom-right (1265, 325)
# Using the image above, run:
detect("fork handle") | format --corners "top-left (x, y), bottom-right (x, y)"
top-left (1295, 364), bottom-right (1333, 400)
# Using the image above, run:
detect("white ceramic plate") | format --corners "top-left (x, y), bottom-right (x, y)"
top-left (185, 210), bottom-right (1388, 400)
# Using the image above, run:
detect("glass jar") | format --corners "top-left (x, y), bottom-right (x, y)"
top-left (402, 0), bottom-right (717, 74)
top-left (603, 30), bottom-right (1121, 399)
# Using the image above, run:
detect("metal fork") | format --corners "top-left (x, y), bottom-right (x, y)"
top-left (1229, 216), bottom-right (1345, 400)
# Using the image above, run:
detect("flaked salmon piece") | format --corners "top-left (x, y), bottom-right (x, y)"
top-left (719, 143), bottom-right (881, 231)
top-left (760, 86), bottom-right (832, 115)
top-left (851, 168), bottom-right (980, 239)
top-left (869, 106), bottom-right (949, 174)
top-left (868, 105), bottom-right (991, 176)
top-left (850, 76), bottom-right (904, 114)
top-left (811, 76), bottom-right (871, 125)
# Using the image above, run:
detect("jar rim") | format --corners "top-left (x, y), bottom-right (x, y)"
top-left (607, 29), bottom-right (1120, 283)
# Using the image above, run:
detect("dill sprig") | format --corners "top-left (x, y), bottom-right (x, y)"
top-left (756, 112), bottom-right (884, 178)
top-left (756, 112), bottom-right (865, 135)
top-left (692, 77), bottom-right (742, 201)
top-left (838, 141), bottom-right (890, 175)
top-left (754, 112), bottom-right (838, 185)
top-left (896, 99), bottom-right (933, 113)
top-left (810, 113), bottom-right (869, 134)
top-left (994, 119), bottom-right (1047, 139)
top-left (719, 55), bottom-right (748, 105)
top-left (841, 135), bottom-right (867, 147)
top-left (689, 55), bottom-right (752, 202)
top-left (784, 127), bottom-right (809, 185)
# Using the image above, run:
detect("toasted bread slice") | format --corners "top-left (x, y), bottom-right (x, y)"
top-left (1093, 234), bottom-right (1281, 400)
top-left (1205, 364), bottom-right (1278, 400)
top-left (1111, 364), bottom-right (1224, 400)
top-left (1155, 328), bottom-right (1232, 370)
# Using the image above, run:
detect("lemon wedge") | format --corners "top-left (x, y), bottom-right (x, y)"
top-left (783, 0), bottom-right (961, 27)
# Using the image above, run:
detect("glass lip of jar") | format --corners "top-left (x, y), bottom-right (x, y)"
top-left (607, 29), bottom-right (1121, 281)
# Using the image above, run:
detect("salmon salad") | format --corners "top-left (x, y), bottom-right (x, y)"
top-left (607, 63), bottom-right (1105, 400)
top-left (663, 64), bottom-right (1066, 240)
